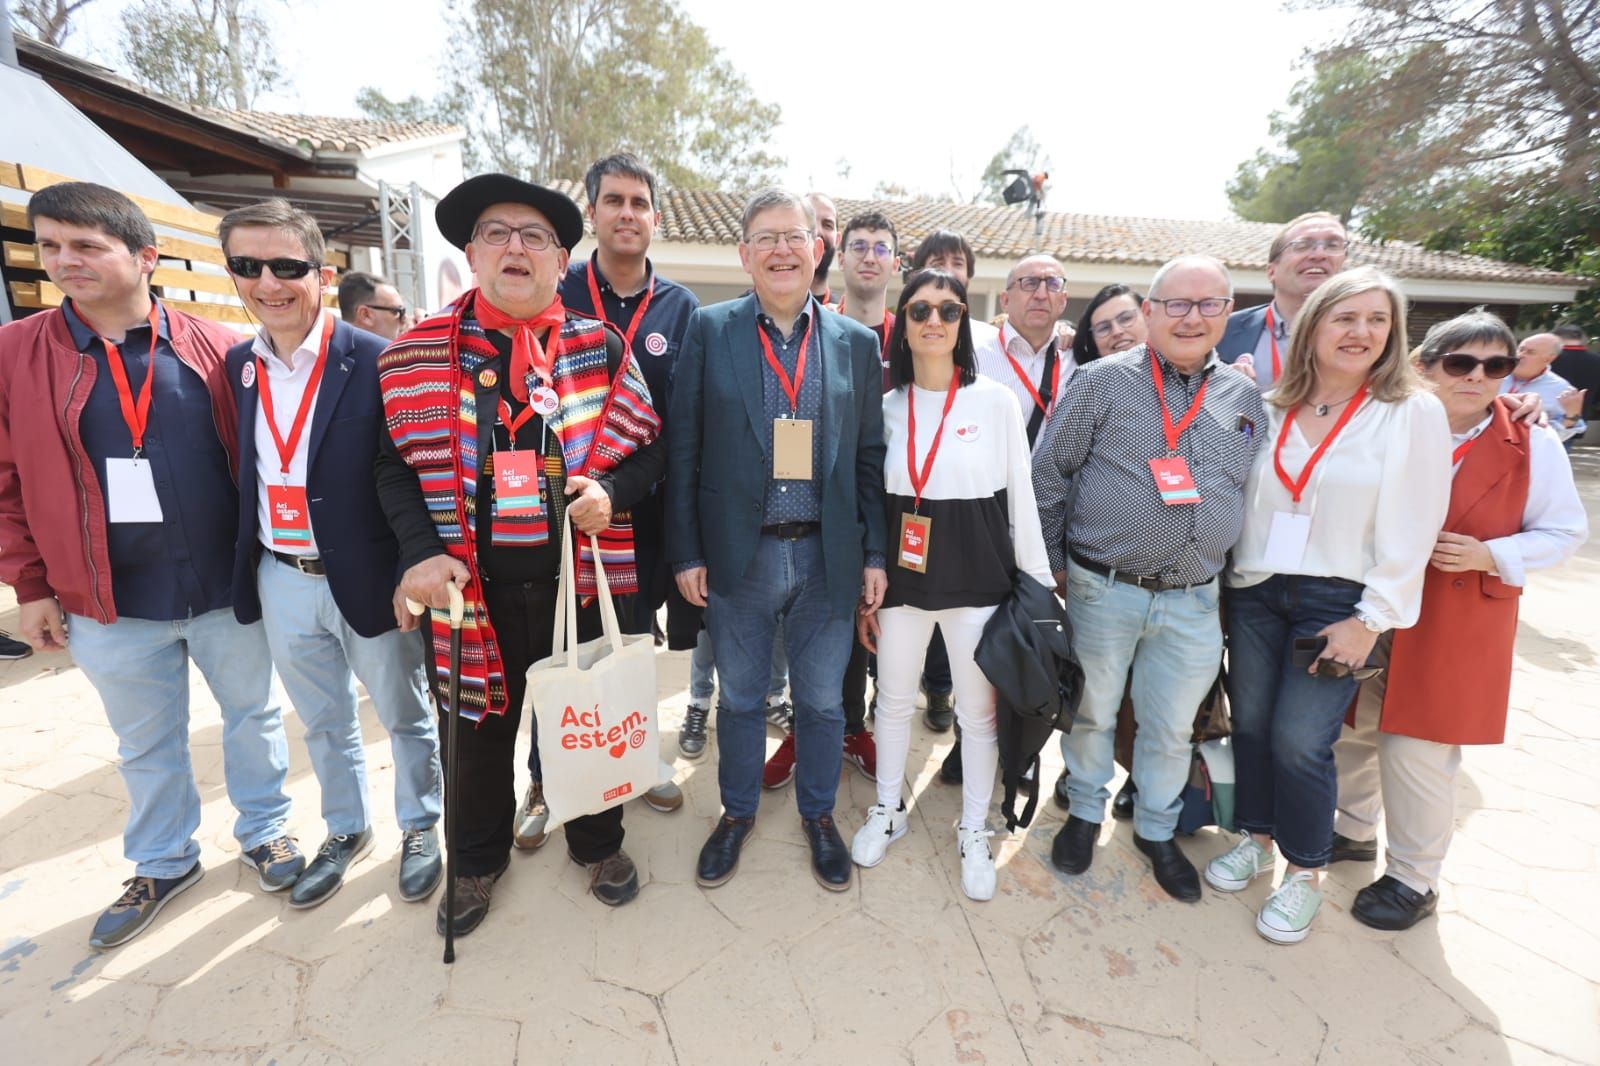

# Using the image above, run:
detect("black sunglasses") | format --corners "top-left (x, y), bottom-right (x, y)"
top-left (1315, 660), bottom-right (1384, 681)
top-left (226, 255), bottom-right (321, 280)
top-left (365, 303), bottom-right (407, 318)
top-left (1437, 353), bottom-right (1516, 379)
top-left (906, 300), bottom-right (966, 324)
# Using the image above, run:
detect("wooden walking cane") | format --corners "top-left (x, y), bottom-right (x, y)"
top-left (408, 583), bottom-right (466, 963)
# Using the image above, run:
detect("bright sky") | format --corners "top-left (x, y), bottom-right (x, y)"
top-left (69, 0), bottom-right (1352, 221)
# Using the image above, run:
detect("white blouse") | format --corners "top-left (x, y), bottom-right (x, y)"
top-left (1227, 390), bottom-right (1453, 631)
top-left (1452, 415), bottom-right (1589, 585)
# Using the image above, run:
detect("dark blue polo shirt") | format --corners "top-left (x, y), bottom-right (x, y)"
top-left (559, 257), bottom-right (698, 415)
top-left (64, 300), bottom-right (239, 621)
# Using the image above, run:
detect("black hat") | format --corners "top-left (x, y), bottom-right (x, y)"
top-left (435, 174), bottom-right (584, 252)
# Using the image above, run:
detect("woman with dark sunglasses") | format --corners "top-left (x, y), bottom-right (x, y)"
top-left (851, 268), bottom-right (1052, 900)
top-left (1205, 266), bottom-right (1454, 945)
top-left (1331, 311), bottom-right (1586, 931)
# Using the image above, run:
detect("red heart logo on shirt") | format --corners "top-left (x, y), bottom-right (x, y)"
top-left (955, 423), bottom-right (980, 441)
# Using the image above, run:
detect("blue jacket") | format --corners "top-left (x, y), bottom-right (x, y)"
top-left (228, 318), bottom-right (402, 638)
top-left (1217, 302), bottom-right (1269, 365)
top-left (665, 295), bottom-right (887, 619)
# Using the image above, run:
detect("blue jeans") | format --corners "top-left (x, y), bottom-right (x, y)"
top-left (256, 556), bottom-right (441, 835)
top-left (706, 533), bottom-right (851, 819)
top-left (1060, 559), bottom-right (1224, 840)
top-left (67, 607), bottom-right (292, 878)
top-left (1225, 574), bottom-right (1366, 869)
top-left (689, 625), bottom-right (788, 703)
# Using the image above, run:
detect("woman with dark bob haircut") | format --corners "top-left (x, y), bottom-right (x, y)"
top-left (1071, 284), bottom-right (1147, 366)
top-left (852, 268), bottom-right (1053, 901)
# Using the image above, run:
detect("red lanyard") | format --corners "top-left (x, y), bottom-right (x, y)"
top-left (1148, 350), bottom-right (1210, 454)
top-left (756, 315), bottom-right (815, 414)
top-left (1272, 384), bottom-right (1369, 503)
top-left (1265, 305), bottom-right (1283, 381)
top-left (97, 300), bottom-right (164, 456)
top-left (998, 322), bottom-right (1061, 416)
top-left (585, 262), bottom-right (656, 354)
top-left (497, 398), bottom-right (536, 443)
top-left (906, 372), bottom-right (962, 510)
top-left (257, 314), bottom-right (335, 480)
top-left (1452, 434), bottom-right (1478, 467)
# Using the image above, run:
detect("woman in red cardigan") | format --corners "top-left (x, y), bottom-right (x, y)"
top-left (1333, 310), bottom-right (1588, 930)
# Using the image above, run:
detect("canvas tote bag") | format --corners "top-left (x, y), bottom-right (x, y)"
top-left (529, 532), bottom-right (660, 827)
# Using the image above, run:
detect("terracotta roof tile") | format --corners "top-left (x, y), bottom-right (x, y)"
top-left (198, 109), bottom-right (462, 153)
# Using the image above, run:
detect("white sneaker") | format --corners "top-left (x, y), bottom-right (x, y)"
top-left (1257, 871), bottom-right (1322, 945)
top-left (1205, 833), bottom-right (1275, 892)
top-left (957, 825), bottom-right (996, 901)
top-left (851, 803), bottom-right (907, 868)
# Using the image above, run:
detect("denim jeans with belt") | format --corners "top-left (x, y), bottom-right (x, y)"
top-left (1225, 574), bottom-right (1367, 869)
top-left (68, 607), bottom-right (292, 878)
top-left (1059, 559), bottom-right (1224, 840)
top-left (706, 532), bottom-right (851, 820)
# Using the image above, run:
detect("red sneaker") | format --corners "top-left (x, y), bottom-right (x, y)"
top-left (842, 729), bottom-right (877, 781)
top-left (762, 733), bottom-right (797, 789)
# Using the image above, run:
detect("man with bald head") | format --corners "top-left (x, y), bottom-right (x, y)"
top-left (1032, 254), bottom-right (1264, 901)
top-left (1507, 333), bottom-right (1586, 444)
top-left (1219, 211), bottom-right (1349, 392)
top-left (977, 254), bottom-right (1076, 453)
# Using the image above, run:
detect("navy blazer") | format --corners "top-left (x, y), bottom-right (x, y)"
top-left (228, 318), bottom-right (403, 638)
top-left (665, 295), bottom-right (887, 619)
top-left (1218, 302), bottom-right (1269, 365)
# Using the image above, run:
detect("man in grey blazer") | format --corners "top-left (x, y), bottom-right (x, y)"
top-left (667, 188), bottom-right (888, 892)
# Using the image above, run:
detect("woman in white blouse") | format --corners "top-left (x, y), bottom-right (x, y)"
top-left (852, 267), bottom-right (1053, 900)
top-left (1205, 267), bottom-right (1452, 945)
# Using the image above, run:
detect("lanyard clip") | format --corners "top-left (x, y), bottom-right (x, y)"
top-left (130, 446), bottom-right (144, 463)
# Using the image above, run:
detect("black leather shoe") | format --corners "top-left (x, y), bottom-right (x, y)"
top-left (801, 814), bottom-right (852, 892)
top-left (939, 740), bottom-right (963, 784)
top-left (1051, 815), bottom-right (1098, 874)
top-left (922, 686), bottom-right (954, 732)
top-left (1112, 778), bottom-right (1137, 821)
top-left (1134, 834), bottom-right (1201, 902)
top-left (1352, 874), bottom-right (1437, 931)
top-left (696, 816), bottom-right (754, 888)
top-left (398, 827), bottom-right (443, 902)
top-left (1052, 770), bottom-right (1070, 811)
top-left (1331, 832), bottom-right (1379, 863)
top-left (289, 827), bottom-right (374, 909)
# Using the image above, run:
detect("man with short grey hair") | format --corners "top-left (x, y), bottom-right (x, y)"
top-left (1033, 254), bottom-right (1265, 901)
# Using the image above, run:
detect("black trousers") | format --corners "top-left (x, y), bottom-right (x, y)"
top-left (442, 577), bottom-right (624, 875)
top-left (842, 623), bottom-right (953, 731)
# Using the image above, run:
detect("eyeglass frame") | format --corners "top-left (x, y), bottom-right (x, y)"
top-left (225, 255), bottom-right (322, 280)
top-left (1089, 308), bottom-right (1142, 338)
top-left (1431, 352), bottom-right (1518, 379)
top-left (1008, 275), bottom-right (1067, 294)
top-left (1147, 296), bottom-right (1234, 318)
top-left (363, 303), bottom-right (408, 318)
top-left (843, 238), bottom-right (895, 260)
top-left (472, 221), bottom-right (559, 251)
top-left (744, 229), bottom-right (815, 252)
top-left (905, 300), bottom-right (967, 324)
top-left (1283, 237), bottom-right (1348, 254)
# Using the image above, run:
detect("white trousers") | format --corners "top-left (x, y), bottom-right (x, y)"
top-left (874, 604), bottom-right (998, 830)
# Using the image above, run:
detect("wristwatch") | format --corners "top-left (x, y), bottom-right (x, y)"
top-left (1356, 611), bottom-right (1385, 634)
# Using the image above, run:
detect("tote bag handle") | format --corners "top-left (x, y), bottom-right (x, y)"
top-left (551, 526), bottom-right (626, 666)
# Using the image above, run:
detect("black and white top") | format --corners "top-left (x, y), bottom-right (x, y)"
top-left (881, 375), bottom-right (1053, 610)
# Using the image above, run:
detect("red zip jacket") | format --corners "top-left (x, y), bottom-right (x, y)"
top-left (0, 303), bottom-right (242, 622)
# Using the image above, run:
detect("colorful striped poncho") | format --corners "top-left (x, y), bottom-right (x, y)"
top-left (379, 288), bottom-right (661, 719)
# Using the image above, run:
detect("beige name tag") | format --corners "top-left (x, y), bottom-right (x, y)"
top-left (772, 418), bottom-right (813, 480)
top-left (898, 512), bottom-right (932, 572)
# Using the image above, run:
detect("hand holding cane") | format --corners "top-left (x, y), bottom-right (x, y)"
top-left (408, 583), bottom-right (465, 963)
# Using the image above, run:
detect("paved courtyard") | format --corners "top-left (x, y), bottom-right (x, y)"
top-left (2, 455), bottom-right (1598, 1065)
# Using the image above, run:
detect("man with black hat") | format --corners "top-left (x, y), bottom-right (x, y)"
top-left (374, 174), bottom-right (665, 936)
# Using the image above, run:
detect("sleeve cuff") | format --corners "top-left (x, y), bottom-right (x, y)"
top-left (12, 576), bottom-right (55, 604)
top-left (1485, 539), bottom-right (1526, 587)
top-left (864, 551), bottom-right (886, 571)
top-left (672, 559), bottom-right (705, 574)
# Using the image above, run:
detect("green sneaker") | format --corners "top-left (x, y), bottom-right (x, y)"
top-left (1257, 871), bottom-right (1322, 945)
top-left (1205, 834), bottom-right (1275, 892)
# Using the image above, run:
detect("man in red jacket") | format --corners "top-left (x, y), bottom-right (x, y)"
top-left (0, 183), bottom-right (300, 949)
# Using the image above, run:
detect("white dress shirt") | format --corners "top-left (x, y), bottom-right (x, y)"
top-left (974, 321), bottom-right (1077, 451)
top-left (1499, 368), bottom-right (1585, 441)
top-left (253, 311), bottom-right (328, 555)
top-left (1228, 390), bottom-right (1453, 631)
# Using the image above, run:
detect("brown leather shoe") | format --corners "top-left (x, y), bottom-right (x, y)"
top-left (577, 849), bottom-right (639, 906)
top-left (435, 860), bottom-right (508, 937)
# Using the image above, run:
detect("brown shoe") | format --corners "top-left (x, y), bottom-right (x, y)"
top-left (576, 848), bottom-right (639, 907)
top-left (435, 860), bottom-right (508, 937)
top-left (513, 781), bottom-right (550, 850)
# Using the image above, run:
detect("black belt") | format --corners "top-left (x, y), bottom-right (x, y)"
top-left (760, 521), bottom-right (820, 540)
top-left (1069, 550), bottom-right (1200, 593)
top-left (270, 550), bottom-right (326, 576)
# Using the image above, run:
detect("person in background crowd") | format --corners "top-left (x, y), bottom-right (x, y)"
top-left (977, 255), bottom-right (1076, 451)
top-left (0, 182), bottom-right (298, 949)
top-left (1207, 266), bottom-right (1452, 946)
top-left (852, 267), bottom-right (1052, 900)
top-left (911, 229), bottom-right (999, 348)
top-left (1504, 332), bottom-right (1586, 446)
top-left (807, 192), bottom-right (839, 306)
top-left (220, 199), bottom-right (444, 911)
top-left (1333, 310), bottom-right (1587, 931)
top-left (376, 174), bottom-right (664, 935)
top-left (668, 187), bottom-right (886, 893)
top-left (1551, 323), bottom-right (1600, 423)
top-left (1218, 211), bottom-right (1350, 393)
top-left (336, 271), bottom-right (408, 341)
top-left (1034, 255), bottom-right (1264, 904)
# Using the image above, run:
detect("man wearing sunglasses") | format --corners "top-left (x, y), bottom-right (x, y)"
top-left (219, 199), bottom-right (445, 912)
top-left (336, 271), bottom-right (408, 342)
top-left (0, 182), bottom-right (300, 949)
top-left (1505, 333), bottom-right (1586, 444)
top-left (1220, 211), bottom-right (1349, 393)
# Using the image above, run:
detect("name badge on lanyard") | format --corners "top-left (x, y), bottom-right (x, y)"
top-left (493, 451), bottom-right (544, 516)
top-left (257, 315), bottom-right (334, 548)
top-left (1147, 351), bottom-right (1208, 506)
top-left (758, 316), bottom-right (816, 481)
top-left (267, 485), bottom-right (311, 545)
top-left (900, 373), bottom-right (962, 571)
top-left (1267, 384), bottom-right (1369, 569)
top-left (100, 301), bottom-right (166, 523)
top-left (898, 513), bottom-right (931, 572)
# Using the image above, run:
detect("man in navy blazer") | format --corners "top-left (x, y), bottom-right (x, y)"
top-left (668, 188), bottom-right (888, 892)
top-left (221, 199), bottom-right (442, 910)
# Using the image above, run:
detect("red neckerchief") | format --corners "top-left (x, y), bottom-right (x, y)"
top-left (476, 295), bottom-right (566, 401)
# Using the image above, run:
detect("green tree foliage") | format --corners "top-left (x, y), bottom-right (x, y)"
top-left (361, 0), bottom-right (782, 193)
top-left (118, 0), bottom-right (284, 110)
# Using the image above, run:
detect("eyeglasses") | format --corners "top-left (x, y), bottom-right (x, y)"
top-left (845, 239), bottom-right (894, 259)
top-left (1090, 308), bottom-right (1141, 338)
top-left (905, 300), bottom-right (965, 324)
top-left (1315, 660), bottom-right (1384, 681)
top-left (1436, 353), bottom-right (1517, 379)
top-left (746, 229), bottom-right (814, 252)
top-left (1148, 296), bottom-right (1233, 318)
top-left (226, 256), bottom-right (320, 280)
top-left (1010, 275), bottom-right (1067, 294)
top-left (365, 303), bottom-right (407, 318)
top-left (1284, 238), bottom-right (1348, 254)
top-left (473, 222), bottom-right (557, 250)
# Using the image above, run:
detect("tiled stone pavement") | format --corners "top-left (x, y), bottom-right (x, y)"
top-left (3, 454), bottom-right (1599, 1064)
